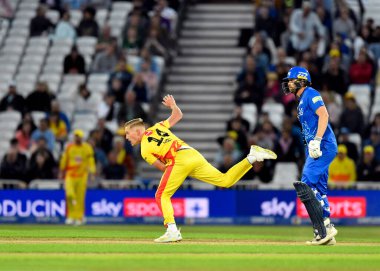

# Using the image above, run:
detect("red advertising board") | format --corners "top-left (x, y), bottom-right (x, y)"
top-left (297, 197), bottom-right (366, 218)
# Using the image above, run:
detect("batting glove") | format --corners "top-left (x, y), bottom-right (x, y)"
top-left (308, 138), bottom-right (322, 159)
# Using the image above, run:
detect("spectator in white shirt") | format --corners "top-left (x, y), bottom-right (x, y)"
top-left (51, 10), bottom-right (76, 42)
top-left (289, 1), bottom-right (325, 53)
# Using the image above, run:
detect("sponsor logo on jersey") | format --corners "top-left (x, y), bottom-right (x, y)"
top-left (312, 96), bottom-right (323, 103)
top-left (144, 130), bottom-right (153, 136)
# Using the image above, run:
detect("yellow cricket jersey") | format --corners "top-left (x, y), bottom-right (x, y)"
top-left (59, 142), bottom-right (96, 178)
top-left (141, 120), bottom-right (189, 166)
top-left (50, 120), bottom-right (67, 138)
top-left (329, 157), bottom-right (356, 183)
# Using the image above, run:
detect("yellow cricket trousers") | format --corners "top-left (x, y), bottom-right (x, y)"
top-left (65, 176), bottom-right (87, 221)
top-left (155, 148), bottom-right (252, 225)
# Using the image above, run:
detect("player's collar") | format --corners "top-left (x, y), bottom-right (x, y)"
top-left (297, 86), bottom-right (308, 99)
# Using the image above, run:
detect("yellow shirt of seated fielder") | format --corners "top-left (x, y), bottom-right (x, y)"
top-left (141, 120), bottom-right (189, 166)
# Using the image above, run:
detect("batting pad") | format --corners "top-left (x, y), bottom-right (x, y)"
top-left (293, 181), bottom-right (326, 238)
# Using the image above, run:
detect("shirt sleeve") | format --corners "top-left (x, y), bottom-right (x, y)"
top-left (59, 146), bottom-right (68, 171)
top-left (308, 91), bottom-right (325, 113)
top-left (87, 145), bottom-right (96, 174)
top-left (158, 120), bottom-right (171, 129)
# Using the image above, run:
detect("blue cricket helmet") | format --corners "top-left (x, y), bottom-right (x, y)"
top-left (285, 66), bottom-right (311, 83)
top-left (282, 66), bottom-right (311, 95)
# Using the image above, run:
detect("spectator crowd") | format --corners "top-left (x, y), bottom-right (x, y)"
top-left (214, 0), bottom-right (380, 187)
top-left (0, 0), bottom-right (179, 185)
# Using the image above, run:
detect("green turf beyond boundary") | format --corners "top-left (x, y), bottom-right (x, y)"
top-left (0, 225), bottom-right (379, 271)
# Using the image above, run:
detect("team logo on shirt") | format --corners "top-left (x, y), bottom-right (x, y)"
top-left (144, 130), bottom-right (153, 136)
top-left (298, 107), bottom-right (303, 117)
top-left (312, 96), bottom-right (323, 103)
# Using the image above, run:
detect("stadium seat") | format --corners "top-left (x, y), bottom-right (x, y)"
top-left (12, 19), bottom-right (30, 29)
top-left (0, 140), bottom-right (10, 152)
top-left (15, 73), bottom-right (38, 85)
top-left (0, 63), bottom-right (18, 74)
top-left (46, 10), bottom-right (60, 24)
top-left (241, 103), bottom-right (257, 132)
top-left (29, 36), bottom-right (50, 46)
top-left (31, 111), bottom-right (47, 124)
top-left (95, 9), bottom-right (108, 27)
top-left (49, 46), bottom-right (71, 56)
top-left (154, 56), bottom-right (165, 78)
top-left (21, 55), bottom-right (44, 65)
top-left (190, 181), bottom-right (215, 190)
top-left (63, 74), bottom-right (86, 85)
top-left (25, 45), bottom-right (48, 56)
top-left (15, 10), bottom-right (36, 20)
top-left (0, 111), bottom-right (21, 123)
top-left (5, 36), bottom-right (27, 47)
top-left (39, 73), bottom-right (62, 84)
top-left (112, 1), bottom-right (133, 12)
top-left (76, 36), bottom-right (97, 47)
top-left (87, 82), bottom-right (107, 94)
top-left (370, 104), bottom-right (380, 121)
top-left (18, 64), bottom-right (41, 74)
top-left (42, 64), bottom-right (63, 74)
top-left (0, 121), bottom-right (17, 131)
top-left (46, 82), bottom-right (60, 94)
top-left (45, 55), bottom-right (65, 65)
top-left (268, 113), bottom-right (283, 129)
top-left (88, 73), bottom-right (109, 84)
top-left (0, 130), bottom-right (16, 141)
top-left (29, 179), bottom-right (62, 189)
top-left (73, 113), bottom-right (98, 124)
top-left (262, 102), bottom-right (285, 129)
top-left (347, 133), bottom-right (362, 154)
top-left (2, 44), bottom-right (24, 55)
top-left (348, 84), bottom-right (371, 120)
top-left (69, 10), bottom-right (82, 27)
top-left (8, 27), bottom-right (29, 37)
top-left (271, 162), bottom-right (299, 188)
top-left (0, 73), bottom-right (14, 82)
top-left (19, 0), bottom-right (39, 10)
top-left (52, 38), bottom-right (74, 48)
top-left (59, 103), bottom-right (75, 119)
top-left (16, 82), bottom-right (35, 96)
top-left (99, 180), bottom-right (145, 189)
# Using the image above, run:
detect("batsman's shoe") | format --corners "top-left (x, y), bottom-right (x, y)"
top-left (306, 236), bottom-right (336, 246)
top-left (307, 219), bottom-right (338, 245)
top-left (154, 229), bottom-right (182, 243)
top-left (248, 145), bottom-right (277, 162)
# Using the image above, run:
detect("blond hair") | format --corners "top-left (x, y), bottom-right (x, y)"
top-left (124, 118), bottom-right (145, 129)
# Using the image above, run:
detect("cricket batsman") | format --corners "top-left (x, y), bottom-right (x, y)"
top-left (124, 94), bottom-right (277, 243)
top-left (59, 129), bottom-right (96, 226)
top-left (282, 66), bottom-right (338, 245)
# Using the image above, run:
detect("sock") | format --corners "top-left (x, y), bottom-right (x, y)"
top-left (246, 156), bottom-right (256, 164)
top-left (321, 195), bottom-right (331, 218)
top-left (311, 188), bottom-right (331, 218)
top-left (167, 223), bottom-right (178, 232)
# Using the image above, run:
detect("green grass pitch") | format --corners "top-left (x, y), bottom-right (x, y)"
top-left (0, 225), bottom-right (379, 271)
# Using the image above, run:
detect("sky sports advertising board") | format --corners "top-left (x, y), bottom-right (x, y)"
top-left (0, 190), bottom-right (379, 225)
